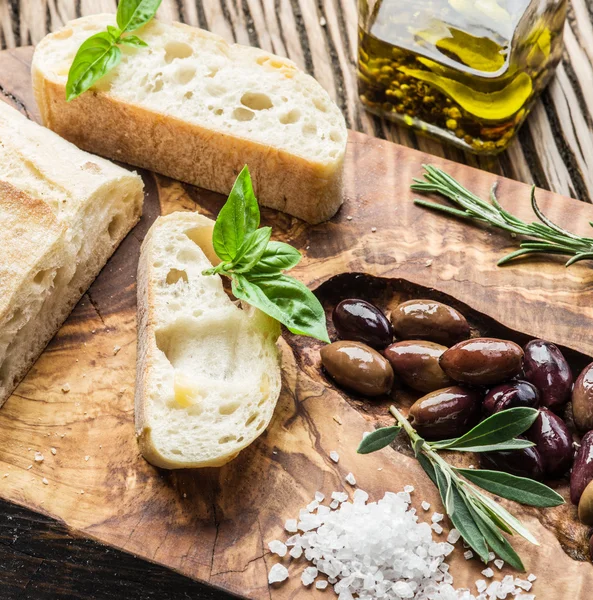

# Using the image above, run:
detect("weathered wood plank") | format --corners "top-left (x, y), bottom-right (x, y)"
top-left (2, 0), bottom-right (593, 204)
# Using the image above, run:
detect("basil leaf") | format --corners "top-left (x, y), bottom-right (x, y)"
top-left (432, 438), bottom-right (535, 453)
top-left (447, 484), bottom-right (490, 562)
top-left (250, 242), bottom-right (302, 274)
top-left (357, 426), bottom-right (401, 455)
top-left (457, 469), bottom-right (564, 508)
top-left (431, 408), bottom-right (538, 451)
top-left (117, 0), bottom-right (163, 32)
top-left (213, 166), bottom-right (260, 261)
top-left (119, 34), bottom-right (148, 47)
top-left (231, 227), bottom-right (272, 273)
top-left (66, 32), bottom-right (121, 101)
top-left (231, 273), bottom-right (330, 343)
top-left (468, 500), bottom-right (525, 571)
top-left (106, 25), bottom-right (122, 41)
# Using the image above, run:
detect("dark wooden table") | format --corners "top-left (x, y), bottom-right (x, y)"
top-left (2, 1), bottom-right (593, 598)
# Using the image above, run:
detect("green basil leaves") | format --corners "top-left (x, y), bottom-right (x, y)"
top-left (204, 166), bottom-right (330, 343)
top-left (66, 0), bottom-right (162, 101)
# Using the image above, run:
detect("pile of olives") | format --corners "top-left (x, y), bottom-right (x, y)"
top-left (320, 297), bottom-right (593, 553)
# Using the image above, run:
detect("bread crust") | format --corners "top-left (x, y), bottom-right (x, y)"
top-left (32, 17), bottom-right (345, 225)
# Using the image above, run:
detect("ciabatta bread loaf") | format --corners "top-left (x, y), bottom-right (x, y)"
top-left (32, 14), bottom-right (347, 224)
top-left (135, 211), bottom-right (282, 469)
top-left (0, 101), bottom-right (143, 406)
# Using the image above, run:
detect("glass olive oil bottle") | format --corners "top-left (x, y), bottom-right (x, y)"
top-left (357, 0), bottom-right (567, 154)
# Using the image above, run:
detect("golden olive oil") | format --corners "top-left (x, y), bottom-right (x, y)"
top-left (357, 0), bottom-right (567, 154)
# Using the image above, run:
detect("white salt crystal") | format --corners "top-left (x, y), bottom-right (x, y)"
top-left (301, 566), bottom-right (318, 586)
top-left (284, 519), bottom-right (298, 533)
top-left (404, 485), bottom-right (414, 493)
top-left (431, 512), bottom-right (444, 523)
top-left (307, 500), bottom-right (319, 512)
top-left (464, 550), bottom-right (474, 560)
top-left (527, 574), bottom-right (537, 582)
top-left (331, 491), bottom-right (348, 502)
top-left (345, 472), bottom-right (356, 486)
top-left (475, 579), bottom-right (487, 593)
top-left (290, 545), bottom-right (303, 559)
top-left (514, 578), bottom-right (532, 591)
top-left (315, 491), bottom-right (325, 502)
top-left (487, 552), bottom-right (496, 562)
top-left (481, 568), bottom-right (494, 578)
top-left (421, 501), bottom-right (431, 511)
top-left (431, 523), bottom-right (443, 534)
top-left (316, 580), bottom-right (328, 590)
top-left (392, 581), bottom-right (414, 598)
top-left (494, 559), bottom-right (504, 570)
top-left (329, 451), bottom-right (340, 463)
top-left (268, 540), bottom-right (287, 557)
top-left (268, 563), bottom-right (289, 584)
top-left (447, 529), bottom-right (461, 544)
top-left (353, 489), bottom-right (368, 503)
top-left (34, 452), bottom-right (44, 462)
top-left (330, 500), bottom-right (339, 509)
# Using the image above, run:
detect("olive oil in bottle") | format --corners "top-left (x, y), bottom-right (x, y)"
top-left (357, 0), bottom-right (567, 154)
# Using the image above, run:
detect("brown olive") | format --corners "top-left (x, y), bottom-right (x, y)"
top-left (523, 339), bottom-right (573, 412)
top-left (320, 341), bottom-right (394, 397)
top-left (408, 386), bottom-right (481, 440)
top-left (570, 431), bottom-right (593, 505)
top-left (439, 338), bottom-right (524, 386)
top-left (578, 480), bottom-right (593, 526)
top-left (390, 299), bottom-right (470, 346)
top-left (482, 380), bottom-right (540, 416)
top-left (526, 408), bottom-right (573, 478)
top-left (384, 340), bottom-right (453, 393)
top-left (332, 299), bottom-right (393, 349)
top-left (573, 362), bottom-right (593, 433)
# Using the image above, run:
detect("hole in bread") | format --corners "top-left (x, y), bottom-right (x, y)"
top-left (184, 91), bottom-right (194, 100)
top-left (170, 449), bottom-right (183, 455)
top-left (241, 92), bottom-right (273, 111)
top-left (177, 248), bottom-right (201, 263)
top-left (166, 269), bottom-right (188, 285)
top-left (55, 29), bottom-right (74, 40)
top-left (108, 214), bottom-right (124, 241)
top-left (175, 65), bottom-right (196, 84)
top-left (206, 66), bottom-right (219, 78)
top-left (256, 420), bottom-right (265, 431)
top-left (245, 413), bottom-right (258, 427)
top-left (184, 228), bottom-right (213, 252)
top-left (219, 435), bottom-right (236, 444)
top-left (164, 41), bottom-right (193, 63)
top-left (33, 269), bottom-right (54, 286)
top-left (303, 123), bottom-right (317, 136)
top-left (214, 108), bottom-right (223, 116)
top-left (279, 108), bottom-right (301, 124)
top-left (219, 401), bottom-right (240, 415)
top-left (329, 149), bottom-right (338, 158)
top-left (313, 97), bottom-right (329, 112)
top-left (330, 129), bottom-right (343, 143)
top-left (153, 79), bottom-right (164, 92)
top-left (206, 83), bottom-right (226, 97)
top-left (153, 261), bottom-right (163, 268)
top-left (232, 107), bottom-right (255, 122)
top-left (237, 436), bottom-right (244, 442)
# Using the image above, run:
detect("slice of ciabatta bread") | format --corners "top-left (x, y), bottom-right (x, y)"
top-left (32, 14), bottom-right (347, 224)
top-left (0, 101), bottom-right (144, 406)
top-left (136, 211), bottom-right (282, 469)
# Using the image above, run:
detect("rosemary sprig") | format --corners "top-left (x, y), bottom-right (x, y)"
top-left (357, 406), bottom-right (564, 571)
top-left (412, 165), bottom-right (593, 267)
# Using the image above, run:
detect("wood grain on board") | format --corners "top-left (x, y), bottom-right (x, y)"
top-left (1, 46), bottom-right (593, 599)
top-left (2, 0), bottom-right (593, 205)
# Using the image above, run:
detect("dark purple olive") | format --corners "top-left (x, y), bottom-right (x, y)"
top-left (383, 340), bottom-right (453, 393)
top-left (333, 299), bottom-right (393, 349)
top-left (480, 442), bottom-right (545, 481)
top-left (573, 362), bottom-right (593, 433)
top-left (320, 341), bottom-right (394, 397)
top-left (570, 431), bottom-right (593, 505)
top-left (482, 380), bottom-right (540, 416)
top-left (523, 339), bottom-right (573, 412)
top-left (408, 386), bottom-right (481, 440)
top-left (390, 299), bottom-right (470, 346)
top-left (526, 408), bottom-right (573, 478)
top-left (439, 338), bottom-right (524, 386)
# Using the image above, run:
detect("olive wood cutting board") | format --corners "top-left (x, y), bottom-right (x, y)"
top-left (1, 46), bottom-right (593, 599)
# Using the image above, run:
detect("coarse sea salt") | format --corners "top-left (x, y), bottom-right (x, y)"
top-left (268, 540), bottom-right (287, 557)
top-left (329, 451), bottom-right (340, 463)
top-left (267, 482), bottom-right (539, 600)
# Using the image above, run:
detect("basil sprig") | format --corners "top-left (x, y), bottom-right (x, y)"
top-left (203, 166), bottom-right (330, 343)
top-left (358, 406), bottom-right (564, 571)
top-left (66, 0), bottom-right (162, 101)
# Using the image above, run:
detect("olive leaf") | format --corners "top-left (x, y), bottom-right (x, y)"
top-left (456, 468), bottom-right (564, 508)
top-left (432, 438), bottom-right (535, 453)
top-left (357, 426), bottom-right (401, 455)
top-left (429, 407), bottom-right (538, 451)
